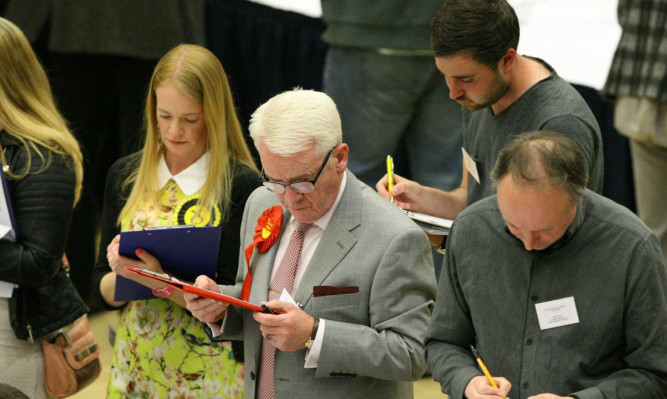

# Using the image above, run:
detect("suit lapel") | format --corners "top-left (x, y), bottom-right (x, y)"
top-left (293, 218), bottom-right (357, 306)
top-left (293, 172), bottom-right (362, 307)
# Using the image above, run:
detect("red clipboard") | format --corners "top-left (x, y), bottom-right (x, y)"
top-left (127, 268), bottom-right (269, 313)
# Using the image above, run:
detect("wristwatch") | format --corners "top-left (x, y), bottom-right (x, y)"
top-left (304, 318), bottom-right (320, 350)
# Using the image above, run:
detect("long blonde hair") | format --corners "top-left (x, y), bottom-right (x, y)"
top-left (0, 17), bottom-right (83, 204)
top-left (119, 44), bottom-right (257, 224)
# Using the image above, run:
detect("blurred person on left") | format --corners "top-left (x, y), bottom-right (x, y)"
top-left (0, 17), bottom-right (84, 399)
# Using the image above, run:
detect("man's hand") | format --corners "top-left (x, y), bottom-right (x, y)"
top-left (376, 173), bottom-right (426, 211)
top-left (528, 394), bottom-right (574, 399)
top-left (184, 275), bottom-right (230, 323)
top-left (464, 375), bottom-right (511, 399)
top-left (253, 300), bottom-right (315, 352)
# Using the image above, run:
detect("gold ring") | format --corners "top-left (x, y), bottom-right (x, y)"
top-left (112, 263), bottom-right (119, 271)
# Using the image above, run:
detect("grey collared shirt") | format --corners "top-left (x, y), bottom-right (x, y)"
top-left (426, 190), bottom-right (667, 399)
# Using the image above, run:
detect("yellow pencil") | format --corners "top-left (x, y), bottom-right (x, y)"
top-left (470, 345), bottom-right (505, 398)
top-left (386, 155), bottom-right (395, 203)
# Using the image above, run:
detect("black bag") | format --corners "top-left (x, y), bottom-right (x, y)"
top-left (9, 267), bottom-right (87, 342)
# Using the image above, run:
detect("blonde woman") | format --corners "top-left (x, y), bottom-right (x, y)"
top-left (0, 17), bottom-right (84, 398)
top-left (91, 44), bottom-right (259, 398)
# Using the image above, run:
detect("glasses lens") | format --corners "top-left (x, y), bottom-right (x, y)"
top-left (262, 181), bottom-right (285, 193)
top-left (290, 182), bottom-right (315, 194)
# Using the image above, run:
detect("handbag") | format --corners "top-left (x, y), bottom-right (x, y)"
top-left (42, 314), bottom-right (101, 398)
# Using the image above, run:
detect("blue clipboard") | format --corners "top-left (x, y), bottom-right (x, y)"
top-left (114, 225), bottom-right (222, 301)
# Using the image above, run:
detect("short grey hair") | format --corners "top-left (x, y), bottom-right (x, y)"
top-left (490, 131), bottom-right (588, 202)
top-left (249, 88), bottom-right (342, 156)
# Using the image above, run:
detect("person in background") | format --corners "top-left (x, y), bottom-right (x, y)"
top-left (376, 0), bottom-right (604, 249)
top-left (185, 89), bottom-right (436, 399)
top-left (426, 131), bottom-right (667, 399)
top-left (320, 0), bottom-right (464, 280)
top-left (320, 0), bottom-right (463, 191)
top-left (0, 17), bottom-right (85, 398)
top-left (90, 44), bottom-right (260, 398)
top-left (602, 0), bottom-right (667, 264)
top-left (3, 0), bottom-right (206, 311)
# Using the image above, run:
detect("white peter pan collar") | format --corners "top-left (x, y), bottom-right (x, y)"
top-left (157, 153), bottom-right (210, 196)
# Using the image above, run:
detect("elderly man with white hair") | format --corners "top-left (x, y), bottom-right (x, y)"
top-left (186, 89), bottom-right (437, 399)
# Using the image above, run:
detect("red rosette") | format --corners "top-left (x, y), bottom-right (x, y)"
top-left (254, 206), bottom-right (282, 253)
top-left (241, 206), bottom-right (283, 301)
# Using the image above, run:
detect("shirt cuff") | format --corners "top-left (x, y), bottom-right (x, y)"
top-left (304, 319), bottom-right (325, 368)
top-left (206, 311), bottom-right (229, 338)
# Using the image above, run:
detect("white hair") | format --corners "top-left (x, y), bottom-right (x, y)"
top-left (249, 88), bottom-right (342, 156)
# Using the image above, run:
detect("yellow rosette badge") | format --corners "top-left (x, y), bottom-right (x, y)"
top-left (173, 195), bottom-right (221, 227)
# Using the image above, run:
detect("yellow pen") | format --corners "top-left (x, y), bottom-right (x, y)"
top-left (386, 155), bottom-right (395, 204)
top-left (470, 345), bottom-right (505, 399)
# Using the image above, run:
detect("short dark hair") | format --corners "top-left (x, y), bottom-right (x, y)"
top-left (491, 131), bottom-right (588, 202)
top-left (431, 0), bottom-right (520, 68)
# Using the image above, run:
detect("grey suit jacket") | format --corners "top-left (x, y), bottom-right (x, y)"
top-left (217, 172), bottom-right (436, 399)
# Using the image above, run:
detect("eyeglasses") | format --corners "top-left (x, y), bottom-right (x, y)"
top-left (260, 149), bottom-right (334, 194)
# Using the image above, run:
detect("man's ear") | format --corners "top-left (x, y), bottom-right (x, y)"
top-left (500, 48), bottom-right (516, 75)
top-left (333, 143), bottom-right (349, 173)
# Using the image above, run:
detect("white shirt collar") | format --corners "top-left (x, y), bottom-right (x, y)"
top-left (157, 153), bottom-right (210, 195)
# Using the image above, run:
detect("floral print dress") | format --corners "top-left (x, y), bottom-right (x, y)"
top-left (107, 179), bottom-right (244, 398)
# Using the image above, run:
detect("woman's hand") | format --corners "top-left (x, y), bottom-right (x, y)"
top-left (106, 234), bottom-right (164, 279)
top-left (106, 235), bottom-right (122, 273)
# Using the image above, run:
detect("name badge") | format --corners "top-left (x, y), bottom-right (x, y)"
top-left (535, 296), bottom-right (579, 330)
top-left (462, 147), bottom-right (480, 184)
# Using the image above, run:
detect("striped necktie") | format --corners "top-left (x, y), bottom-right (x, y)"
top-left (256, 221), bottom-right (312, 399)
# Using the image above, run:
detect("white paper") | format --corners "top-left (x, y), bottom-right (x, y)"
top-left (462, 147), bottom-right (481, 184)
top-left (0, 281), bottom-right (15, 298)
top-left (248, 0), bottom-right (321, 18)
top-left (279, 288), bottom-right (299, 306)
top-left (535, 296), bottom-right (579, 330)
top-left (0, 167), bottom-right (16, 297)
top-left (405, 211), bottom-right (453, 229)
top-left (0, 186), bottom-right (15, 242)
top-left (0, 225), bottom-right (12, 241)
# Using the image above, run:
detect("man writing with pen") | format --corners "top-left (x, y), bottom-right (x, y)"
top-left (184, 89), bottom-right (437, 399)
top-left (376, 0), bottom-right (604, 245)
top-left (426, 131), bottom-right (667, 399)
